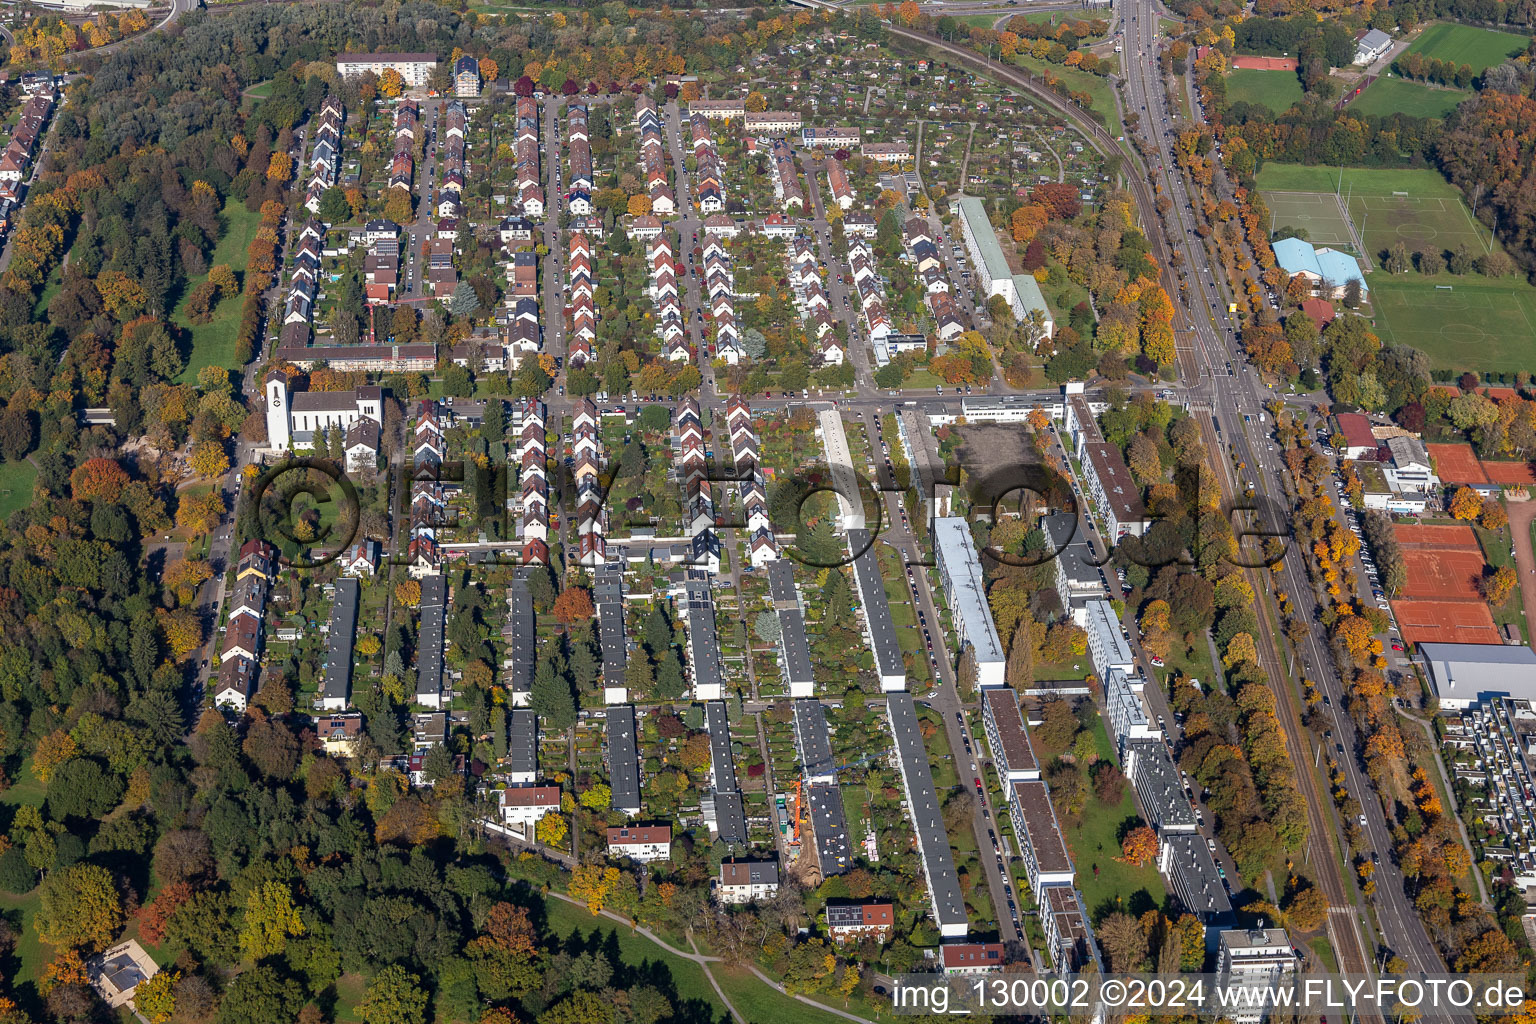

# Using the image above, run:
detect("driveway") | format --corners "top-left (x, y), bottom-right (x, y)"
top-left (1502, 496), bottom-right (1536, 652)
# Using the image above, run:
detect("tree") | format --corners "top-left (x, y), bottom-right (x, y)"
top-left (1482, 564), bottom-right (1517, 606)
top-left (535, 813), bottom-right (567, 848)
top-left (551, 586), bottom-right (594, 626)
top-left (1449, 486), bottom-right (1482, 521)
top-left (744, 91), bottom-right (767, 112)
top-left (189, 440), bottom-right (229, 479)
top-left (358, 966), bottom-right (428, 1024)
top-left (1097, 911), bottom-right (1148, 972)
top-left (133, 969), bottom-right (177, 1023)
top-left (1118, 824), bottom-right (1158, 866)
top-left (240, 881), bottom-right (305, 961)
top-left (31, 730), bottom-right (77, 783)
top-left (1480, 499), bottom-right (1508, 530)
top-left (47, 758), bottom-right (123, 821)
top-left (219, 967), bottom-right (305, 1024)
top-left (448, 280), bottom-right (481, 318)
top-left (35, 863), bottom-right (122, 953)
top-left (379, 69), bottom-right (405, 98)
top-left (70, 457), bottom-right (129, 504)
top-left (395, 580), bottom-right (421, 607)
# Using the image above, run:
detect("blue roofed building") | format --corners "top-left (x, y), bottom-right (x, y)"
top-left (1273, 236), bottom-right (1368, 299)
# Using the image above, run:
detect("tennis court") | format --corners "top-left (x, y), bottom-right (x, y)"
top-left (1399, 548), bottom-right (1486, 600)
top-left (1392, 598), bottom-right (1501, 645)
top-left (1482, 461), bottom-right (1536, 485)
top-left (1263, 191), bottom-right (1359, 250)
top-left (1392, 521), bottom-right (1480, 549)
top-left (1426, 445), bottom-right (1488, 485)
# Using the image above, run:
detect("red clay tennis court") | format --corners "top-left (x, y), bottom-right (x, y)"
top-left (1391, 523), bottom-right (1480, 550)
top-left (1393, 599), bottom-right (1501, 644)
top-left (1398, 548), bottom-right (1486, 600)
top-left (1426, 444), bottom-right (1487, 485)
top-left (1482, 461), bottom-right (1536, 485)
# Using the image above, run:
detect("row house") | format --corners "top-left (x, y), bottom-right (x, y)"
top-left (515, 399), bottom-right (550, 566)
top-left (283, 220), bottom-right (324, 335)
top-left (648, 235), bottom-right (688, 362)
top-left (568, 233), bottom-right (596, 367)
top-left (436, 101), bottom-right (468, 222)
top-left (768, 139), bottom-right (804, 212)
top-left (701, 235), bottom-right (740, 365)
top-left (304, 95), bottom-right (345, 214)
top-left (786, 237), bottom-right (842, 366)
top-left (701, 212), bottom-right (739, 238)
top-left (825, 158), bottom-right (853, 211)
top-left (501, 297), bottom-right (541, 367)
top-left (727, 398), bottom-right (778, 568)
top-left (674, 399), bottom-right (720, 572)
top-left (0, 88), bottom-right (53, 191)
top-left (566, 102), bottom-right (592, 215)
top-left (848, 239), bottom-right (893, 354)
top-left (573, 398), bottom-right (606, 566)
top-left (928, 292), bottom-right (966, 343)
top-left (514, 96), bottom-right (544, 218)
top-left (426, 237), bottom-right (456, 298)
top-left (213, 540), bottom-right (278, 712)
top-left (691, 114), bottom-right (725, 214)
top-left (409, 401), bottom-right (445, 577)
top-left (389, 101), bottom-right (418, 194)
top-left (634, 95), bottom-right (676, 216)
top-left (364, 237), bottom-right (399, 302)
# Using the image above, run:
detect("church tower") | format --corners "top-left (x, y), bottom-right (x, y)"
top-left (265, 369), bottom-right (291, 451)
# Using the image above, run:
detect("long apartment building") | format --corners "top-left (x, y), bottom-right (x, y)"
top-left (955, 195), bottom-right (1055, 333)
top-left (681, 570), bottom-right (725, 700)
top-left (887, 693), bottom-right (968, 938)
top-left (335, 52), bottom-right (438, 86)
top-left (704, 700), bottom-right (748, 844)
top-left (933, 517), bottom-right (1006, 689)
top-left (596, 563), bottom-right (627, 705)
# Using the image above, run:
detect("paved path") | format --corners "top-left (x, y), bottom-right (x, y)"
top-left (1504, 497), bottom-right (1536, 652)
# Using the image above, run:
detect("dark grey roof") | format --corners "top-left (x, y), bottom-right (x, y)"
top-left (886, 693), bottom-right (968, 931)
top-left (607, 705), bottom-right (642, 814)
top-left (417, 574), bottom-right (446, 702)
top-left (684, 572), bottom-right (723, 695)
top-left (322, 579), bottom-right (359, 704)
top-left (1126, 739), bottom-right (1196, 833)
top-left (778, 605), bottom-right (815, 688)
top-left (766, 558), bottom-right (799, 607)
top-left (793, 699), bottom-right (836, 783)
top-left (705, 701), bottom-right (748, 844)
top-left (1163, 832), bottom-right (1234, 923)
top-left (595, 563), bottom-right (627, 684)
top-left (806, 783), bottom-right (851, 876)
top-left (1044, 512), bottom-right (1105, 592)
top-left (848, 529), bottom-right (904, 682)
top-left (504, 574), bottom-right (535, 697)
top-left (508, 709), bottom-right (537, 778)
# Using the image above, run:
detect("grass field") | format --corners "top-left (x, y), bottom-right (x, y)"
top-left (1008, 52), bottom-right (1119, 131)
top-left (175, 199), bottom-right (262, 384)
top-left (1254, 163), bottom-right (1463, 199)
top-left (1264, 191), bottom-right (1358, 250)
top-left (0, 459), bottom-right (36, 521)
top-left (1350, 76), bottom-right (1466, 118)
top-left (1069, 720), bottom-right (1168, 922)
top-left (1226, 68), bottom-right (1304, 112)
top-left (1367, 275), bottom-right (1536, 372)
top-left (1403, 22), bottom-right (1531, 74)
top-left (714, 967), bottom-right (851, 1024)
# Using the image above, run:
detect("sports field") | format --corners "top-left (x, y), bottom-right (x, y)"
top-left (1226, 68), bottom-right (1303, 112)
top-left (1399, 548), bottom-right (1485, 600)
top-left (1349, 77), bottom-right (1465, 119)
top-left (1256, 163), bottom-right (1536, 371)
top-left (1402, 22), bottom-right (1531, 75)
top-left (1426, 444), bottom-right (1488, 485)
top-left (1367, 275), bottom-right (1536, 373)
top-left (1393, 523), bottom-right (1480, 549)
top-left (1483, 461), bottom-right (1536, 484)
top-left (1393, 598), bottom-right (1501, 644)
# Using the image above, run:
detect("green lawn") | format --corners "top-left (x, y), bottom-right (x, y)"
top-left (1402, 22), bottom-right (1530, 75)
top-left (1349, 76), bottom-right (1465, 119)
top-left (713, 967), bottom-right (854, 1024)
top-left (1007, 52), bottom-right (1119, 131)
top-left (175, 199), bottom-right (263, 384)
top-left (1226, 68), bottom-right (1303, 112)
top-left (1069, 719), bottom-right (1168, 922)
top-left (0, 459), bottom-right (36, 521)
top-left (541, 898), bottom-right (730, 1021)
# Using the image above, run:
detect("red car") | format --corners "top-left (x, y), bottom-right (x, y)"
top-left (974, 777), bottom-right (983, 793)
top-left (1391, 642), bottom-right (1404, 651)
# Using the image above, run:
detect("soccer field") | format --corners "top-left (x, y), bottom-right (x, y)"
top-left (1226, 69), bottom-right (1303, 112)
top-left (1264, 191), bottom-right (1357, 249)
top-left (1403, 22), bottom-right (1530, 74)
top-left (1349, 77), bottom-right (1466, 119)
top-left (1369, 275), bottom-right (1536, 373)
top-left (1348, 191), bottom-right (1492, 261)
top-left (1254, 163), bottom-right (1462, 199)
